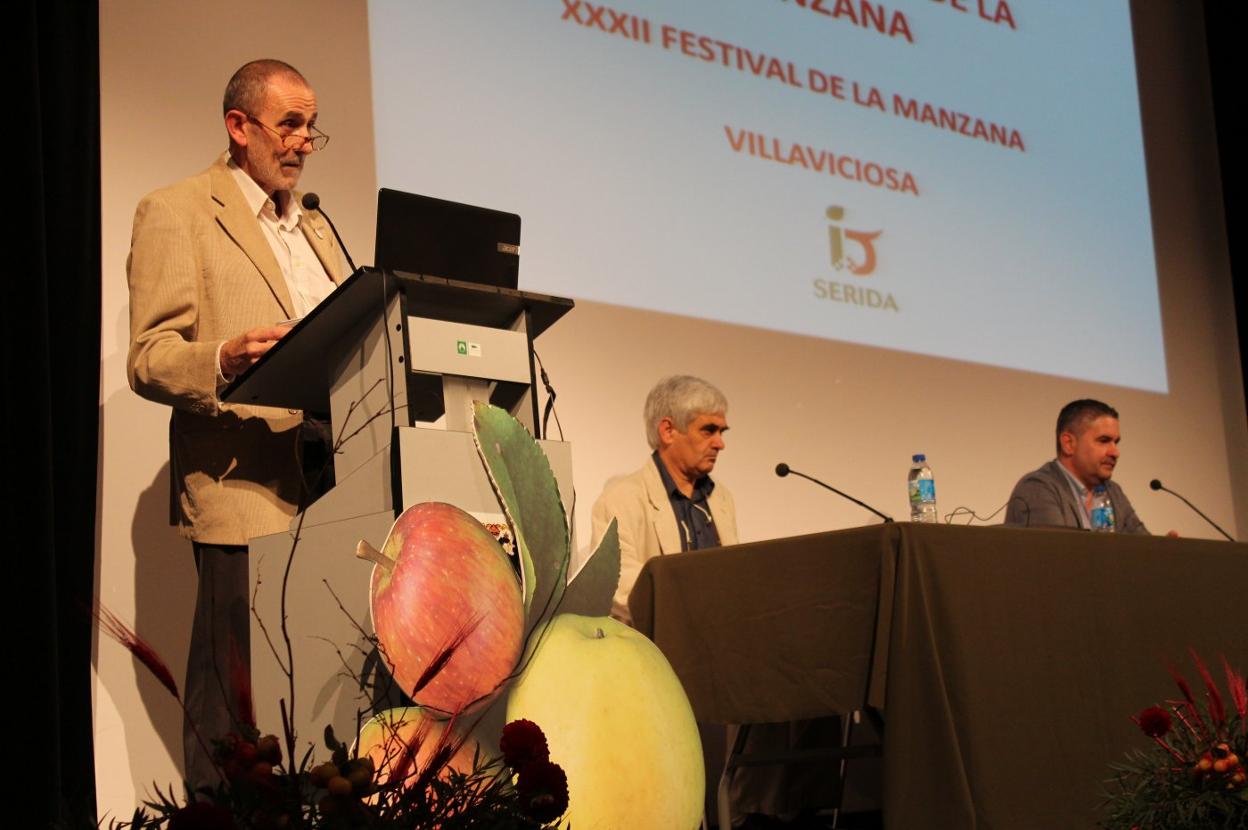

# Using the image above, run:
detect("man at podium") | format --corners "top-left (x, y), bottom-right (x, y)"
top-left (125, 58), bottom-right (346, 787)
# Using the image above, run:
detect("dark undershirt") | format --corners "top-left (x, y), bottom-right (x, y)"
top-left (652, 450), bottom-right (721, 552)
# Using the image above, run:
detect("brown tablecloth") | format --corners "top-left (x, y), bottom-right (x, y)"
top-left (630, 523), bottom-right (1248, 830)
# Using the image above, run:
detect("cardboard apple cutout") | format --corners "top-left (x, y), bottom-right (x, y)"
top-left (358, 502), bottom-right (523, 714)
top-left (354, 404), bottom-right (704, 828)
top-left (473, 404), bottom-right (704, 828)
top-left (506, 614), bottom-right (705, 830)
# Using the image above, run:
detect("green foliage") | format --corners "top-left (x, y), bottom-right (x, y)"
top-left (472, 402), bottom-right (569, 628)
top-left (101, 748), bottom-right (557, 829)
top-left (471, 402), bottom-right (623, 622)
top-left (558, 519), bottom-right (619, 619)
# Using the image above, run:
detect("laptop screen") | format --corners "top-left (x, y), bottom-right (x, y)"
top-left (374, 188), bottom-right (521, 289)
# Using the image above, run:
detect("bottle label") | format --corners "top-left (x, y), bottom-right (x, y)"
top-left (908, 479), bottom-right (936, 504)
top-left (1091, 504), bottom-right (1115, 531)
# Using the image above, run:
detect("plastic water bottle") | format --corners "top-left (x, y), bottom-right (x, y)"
top-left (1090, 486), bottom-right (1115, 532)
top-left (908, 454), bottom-right (938, 523)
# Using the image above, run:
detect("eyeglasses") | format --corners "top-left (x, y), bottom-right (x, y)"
top-left (246, 114), bottom-right (330, 151)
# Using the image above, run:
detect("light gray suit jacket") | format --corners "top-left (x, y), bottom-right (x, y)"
top-left (1004, 459), bottom-right (1148, 534)
top-left (127, 155), bottom-right (346, 544)
top-left (590, 460), bottom-right (738, 625)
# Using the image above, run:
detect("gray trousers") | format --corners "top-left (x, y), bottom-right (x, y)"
top-left (183, 542), bottom-right (250, 791)
top-left (181, 422), bottom-right (332, 790)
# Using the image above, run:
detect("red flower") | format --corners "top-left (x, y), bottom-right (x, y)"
top-left (1137, 705), bottom-right (1172, 738)
top-left (515, 759), bottom-right (569, 823)
top-left (500, 719), bottom-right (550, 770)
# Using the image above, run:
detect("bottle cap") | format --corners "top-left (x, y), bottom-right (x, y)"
top-left (912, 454), bottom-right (926, 463)
top-left (1093, 485), bottom-right (1106, 494)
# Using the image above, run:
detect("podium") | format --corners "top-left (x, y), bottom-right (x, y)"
top-left (222, 267), bottom-right (574, 747)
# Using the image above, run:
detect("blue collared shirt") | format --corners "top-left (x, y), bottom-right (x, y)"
top-left (1055, 460), bottom-right (1092, 530)
top-left (652, 451), bottom-right (722, 552)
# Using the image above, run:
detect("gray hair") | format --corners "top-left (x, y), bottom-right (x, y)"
top-left (644, 375), bottom-right (728, 450)
top-left (223, 59), bottom-right (307, 116)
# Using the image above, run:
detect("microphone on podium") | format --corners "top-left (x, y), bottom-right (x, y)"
top-left (775, 462), bottom-right (893, 523)
top-left (1149, 479), bottom-right (1234, 541)
top-left (301, 192), bottom-right (358, 273)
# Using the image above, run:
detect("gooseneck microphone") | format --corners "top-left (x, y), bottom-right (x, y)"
top-left (1149, 479), bottom-right (1235, 541)
top-left (301, 192), bottom-right (357, 273)
top-left (775, 463), bottom-right (893, 523)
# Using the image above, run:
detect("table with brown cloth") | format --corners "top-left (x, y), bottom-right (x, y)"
top-left (629, 522), bottom-right (1247, 829)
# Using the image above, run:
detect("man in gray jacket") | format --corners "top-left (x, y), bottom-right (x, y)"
top-left (1005, 399), bottom-right (1149, 533)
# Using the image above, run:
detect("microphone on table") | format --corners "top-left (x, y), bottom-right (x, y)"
top-left (301, 192), bottom-right (357, 273)
top-left (775, 462), bottom-right (893, 523)
top-left (1149, 479), bottom-right (1235, 541)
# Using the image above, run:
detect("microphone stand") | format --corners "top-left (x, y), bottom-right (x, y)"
top-left (1150, 480), bottom-right (1235, 541)
top-left (775, 463), bottom-right (894, 523)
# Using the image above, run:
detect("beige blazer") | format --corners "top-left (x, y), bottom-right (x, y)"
top-left (589, 460), bottom-right (738, 625)
top-left (127, 155), bottom-right (347, 544)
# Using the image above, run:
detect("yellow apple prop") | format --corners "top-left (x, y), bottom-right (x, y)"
top-left (506, 613), bottom-right (704, 829)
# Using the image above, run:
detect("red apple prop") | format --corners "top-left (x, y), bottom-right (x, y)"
top-left (358, 502), bottom-right (524, 714)
top-left (505, 613), bottom-right (705, 829)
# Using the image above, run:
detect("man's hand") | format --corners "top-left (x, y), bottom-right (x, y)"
top-left (220, 325), bottom-right (292, 377)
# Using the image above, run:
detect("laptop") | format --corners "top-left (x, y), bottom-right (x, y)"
top-left (374, 187), bottom-right (521, 289)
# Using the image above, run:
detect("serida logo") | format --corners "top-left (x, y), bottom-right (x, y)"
top-left (814, 205), bottom-right (899, 312)
top-left (826, 205), bottom-right (880, 275)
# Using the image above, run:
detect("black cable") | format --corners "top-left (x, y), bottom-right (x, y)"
top-left (529, 349), bottom-right (575, 544)
top-left (381, 269), bottom-right (396, 434)
top-left (944, 500), bottom-right (1009, 525)
top-left (533, 349), bottom-right (563, 441)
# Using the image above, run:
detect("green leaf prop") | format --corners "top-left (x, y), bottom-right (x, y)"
top-left (472, 402), bottom-right (569, 626)
top-left (559, 519), bottom-right (620, 618)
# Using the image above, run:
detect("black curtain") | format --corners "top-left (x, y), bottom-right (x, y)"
top-left (1203, 2), bottom-right (1247, 405)
top-left (12, 1), bottom-right (101, 827)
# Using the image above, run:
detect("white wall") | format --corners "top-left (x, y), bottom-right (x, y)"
top-left (96, 0), bottom-right (1245, 820)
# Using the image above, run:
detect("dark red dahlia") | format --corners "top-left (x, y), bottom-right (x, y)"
top-left (500, 718), bottom-right (550, 770)
top-left (515, 759), bottom-right (569, 824)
